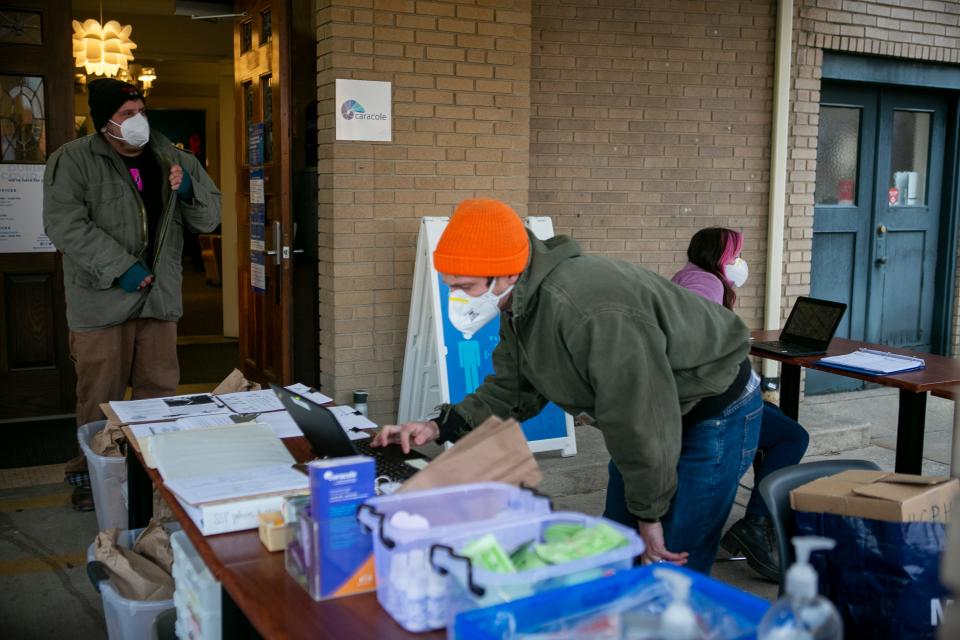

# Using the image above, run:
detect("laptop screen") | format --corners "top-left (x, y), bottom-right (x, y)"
top-left (270, 384), bottom-right (358, 459)
top-left (780, 297), bottom-right (847, 346)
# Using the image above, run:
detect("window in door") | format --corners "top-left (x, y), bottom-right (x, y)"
top-left (888, 110), bottom-right (931, 207)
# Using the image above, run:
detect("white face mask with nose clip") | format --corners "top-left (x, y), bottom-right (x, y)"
top-left (106, 113), bottom-right (150, 148)
top-left (448, 278), bottom-right (513, 340)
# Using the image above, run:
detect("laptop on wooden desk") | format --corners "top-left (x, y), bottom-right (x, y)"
top-left (270, 384), bottom-right (426, 482)
top-left (752, 296), bottom-right (848, 358)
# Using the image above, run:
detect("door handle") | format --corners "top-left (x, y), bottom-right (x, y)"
top-left (877, 224), bottom-right (887, 235)
top-left (876, 256), bottom-right (888, 265)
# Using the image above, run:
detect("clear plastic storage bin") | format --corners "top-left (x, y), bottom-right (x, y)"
top-left (86, 528), bottom-right (176, 640)
top-left (430, 512), bottom-right (644, 632)
top-left (452, 564), bottom-right (769, 640)
top-left (355, 482), bottom-right (553, 632)
top-left (78, 420), bottom-right (128, 531)
top-left (170, 530), bottom-right (221, 640)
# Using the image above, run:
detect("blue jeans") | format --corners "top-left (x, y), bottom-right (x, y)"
top-left (603, 386), bottom-right (762, 573)
top-left (745, 402), bottom-right (809, 519)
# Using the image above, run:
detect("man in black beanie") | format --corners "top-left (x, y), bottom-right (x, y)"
top-left (42, 78), bottom-right (221, 510)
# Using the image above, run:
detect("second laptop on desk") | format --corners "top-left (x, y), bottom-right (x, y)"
top-left (752, 296), bottom-right (848, 357)
top-left (270, 383), bottom-right (426, 481)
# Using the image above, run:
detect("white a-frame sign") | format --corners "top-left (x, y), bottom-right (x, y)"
top-left (398, 216), bottom-right (577, 457)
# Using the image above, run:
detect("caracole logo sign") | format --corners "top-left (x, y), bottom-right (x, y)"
top-left (336, 79), bottom-right (391, 141)
top-left (340, 99), bottom-right (387, 121)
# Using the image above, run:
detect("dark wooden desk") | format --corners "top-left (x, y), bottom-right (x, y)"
top-left (750, 330), bottom-right (960, 474)
top-left (126, 435), bottom-right (444, 640)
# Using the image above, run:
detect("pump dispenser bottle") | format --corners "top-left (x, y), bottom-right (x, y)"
top-left (654, 567), bottom-right (699, 639)
top-left (757, 536), bottom-right (843, 640)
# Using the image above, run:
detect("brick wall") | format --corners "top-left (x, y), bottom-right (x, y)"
top-left (792, 0), bottom-right (960, 354)
top-left (529, 0), bottom-right (777, 328)
top-left (315, 0), bottom-right (532, 421)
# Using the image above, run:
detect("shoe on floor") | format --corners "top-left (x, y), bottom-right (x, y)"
top-left (71, 486), bottom-right (95, 512)
top-left (720, 514), bottom-right (779, 582)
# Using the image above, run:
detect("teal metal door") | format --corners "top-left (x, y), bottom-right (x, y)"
top-left (810, 83), bottom-right (947, 394)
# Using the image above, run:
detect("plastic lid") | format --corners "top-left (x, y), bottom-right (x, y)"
top-left (786, 536), bottom-right (835, 600)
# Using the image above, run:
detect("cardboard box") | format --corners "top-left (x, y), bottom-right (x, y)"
top-left (790, 470), bottom-right (958, 523)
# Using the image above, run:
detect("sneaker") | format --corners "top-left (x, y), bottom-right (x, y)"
top-left (720, 514), bottom-right (779, 582)
top-left (71, 486), bottom-right (95, 512)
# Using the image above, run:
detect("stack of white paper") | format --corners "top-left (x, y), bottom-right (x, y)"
top-left (149, 423), bottom-right (308, 535)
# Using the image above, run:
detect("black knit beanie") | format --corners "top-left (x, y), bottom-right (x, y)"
top-left (88, 78), bottom-right (144, 132)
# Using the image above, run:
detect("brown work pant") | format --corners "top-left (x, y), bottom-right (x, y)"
top-left (70, 319), bottom-right (180, 427)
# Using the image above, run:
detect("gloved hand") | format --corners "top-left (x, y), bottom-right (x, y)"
top-left (117, 262), bottom-right (152, 293)
top-left (176, 168), bottom-right (193, 201)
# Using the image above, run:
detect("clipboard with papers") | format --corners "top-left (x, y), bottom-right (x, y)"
top-left (818, 348), bottom-right (926, 376)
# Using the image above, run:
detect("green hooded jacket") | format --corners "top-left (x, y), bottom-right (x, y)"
top-left (442, 231), bottom-right (750, 520)
top-left (42, 131), bottom-right (221, 331)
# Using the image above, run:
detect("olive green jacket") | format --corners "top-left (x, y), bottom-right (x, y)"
top-left (43, 131), bottom-right (220, 331)
top-left (445, 231), bottom-right (750, 520)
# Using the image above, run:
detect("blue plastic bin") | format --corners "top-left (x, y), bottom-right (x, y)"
top-left (452, 564), bottom-right (769, 640)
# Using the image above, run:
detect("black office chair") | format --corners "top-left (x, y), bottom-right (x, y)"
top-left (758, 459), bottom-right (882, 594)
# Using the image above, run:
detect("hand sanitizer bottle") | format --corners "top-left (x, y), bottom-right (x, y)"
top-left (653, 567), bottom-right (699, 639)
top-left (758, 536), bottom-right (843, 640)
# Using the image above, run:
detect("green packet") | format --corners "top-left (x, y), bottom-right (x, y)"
top-left (542, 522), bottom-right (585, 544)
top-left (461, 533), bottom-right (516, 573)
top-left (509, 540), bottom-right (548, 571)
top-left (534, 523), bottom-right (627, 565)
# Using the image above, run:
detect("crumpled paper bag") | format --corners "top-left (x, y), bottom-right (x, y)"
top-left (398, 416), bottom-right (542, 493)
top-left (93, 527), bottom-right (174, 601)
top-left (132, 519), bottom-right (174, 574)
top-left (90, 421), bottom-right (126, 457)
top-left (213, 368), bottom-right (261, 394)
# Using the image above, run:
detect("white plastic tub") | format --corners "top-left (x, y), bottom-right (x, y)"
top-left (356, 482), bottom-right (552, 632)
top-left (86, 528), bottom-right (176, 640)
top-left (78, 420), bottom-right (128, 531)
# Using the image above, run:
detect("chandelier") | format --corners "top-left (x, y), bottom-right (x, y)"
top-left (71, 18), bottom-right (137, 77)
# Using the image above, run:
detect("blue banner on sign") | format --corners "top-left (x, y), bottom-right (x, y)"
top-left (248, 123), bottom-right (264, 166)
top-left (437, 276), bottom-right (567, 441)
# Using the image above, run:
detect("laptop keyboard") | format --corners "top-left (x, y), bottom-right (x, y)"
top-left (354, 439), bottom-right (417, 480)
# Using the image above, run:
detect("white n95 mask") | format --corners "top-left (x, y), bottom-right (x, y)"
top-left (725, 257), bottom-right (749, 288)
top-left (107, 113), bottom-right (150, 148)
top-left (448, 279), bottom-right (513, 340)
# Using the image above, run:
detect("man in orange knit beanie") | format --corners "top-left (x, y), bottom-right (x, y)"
top-left (373, 197), bottom-right (761, 574)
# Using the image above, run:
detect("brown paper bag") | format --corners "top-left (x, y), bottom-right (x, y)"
top-left (132, 519), bottom-right (174, 574)
top-left (93, 529), bottom-right (174, 601)
top-left (90, 421), bottom-right (126, 457)
top-left (398, 416), bottom-right (542, 493)
top-left (213, 368), bottom-right (261, 394)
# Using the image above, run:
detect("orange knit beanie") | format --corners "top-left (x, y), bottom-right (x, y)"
top-left (433, 198), bottom-right (530, 276)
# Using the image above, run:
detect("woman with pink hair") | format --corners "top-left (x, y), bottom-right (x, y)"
top-left (673, 227), bottom-right (809, 582)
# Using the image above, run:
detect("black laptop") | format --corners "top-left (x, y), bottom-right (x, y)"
top-left (752, 296), bottom-right (848, 357)
top-left (270, 384), bottom-right (424, 481)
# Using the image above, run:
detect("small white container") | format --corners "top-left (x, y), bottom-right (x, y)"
top-left (78, 420), bottom-right (129, 532)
